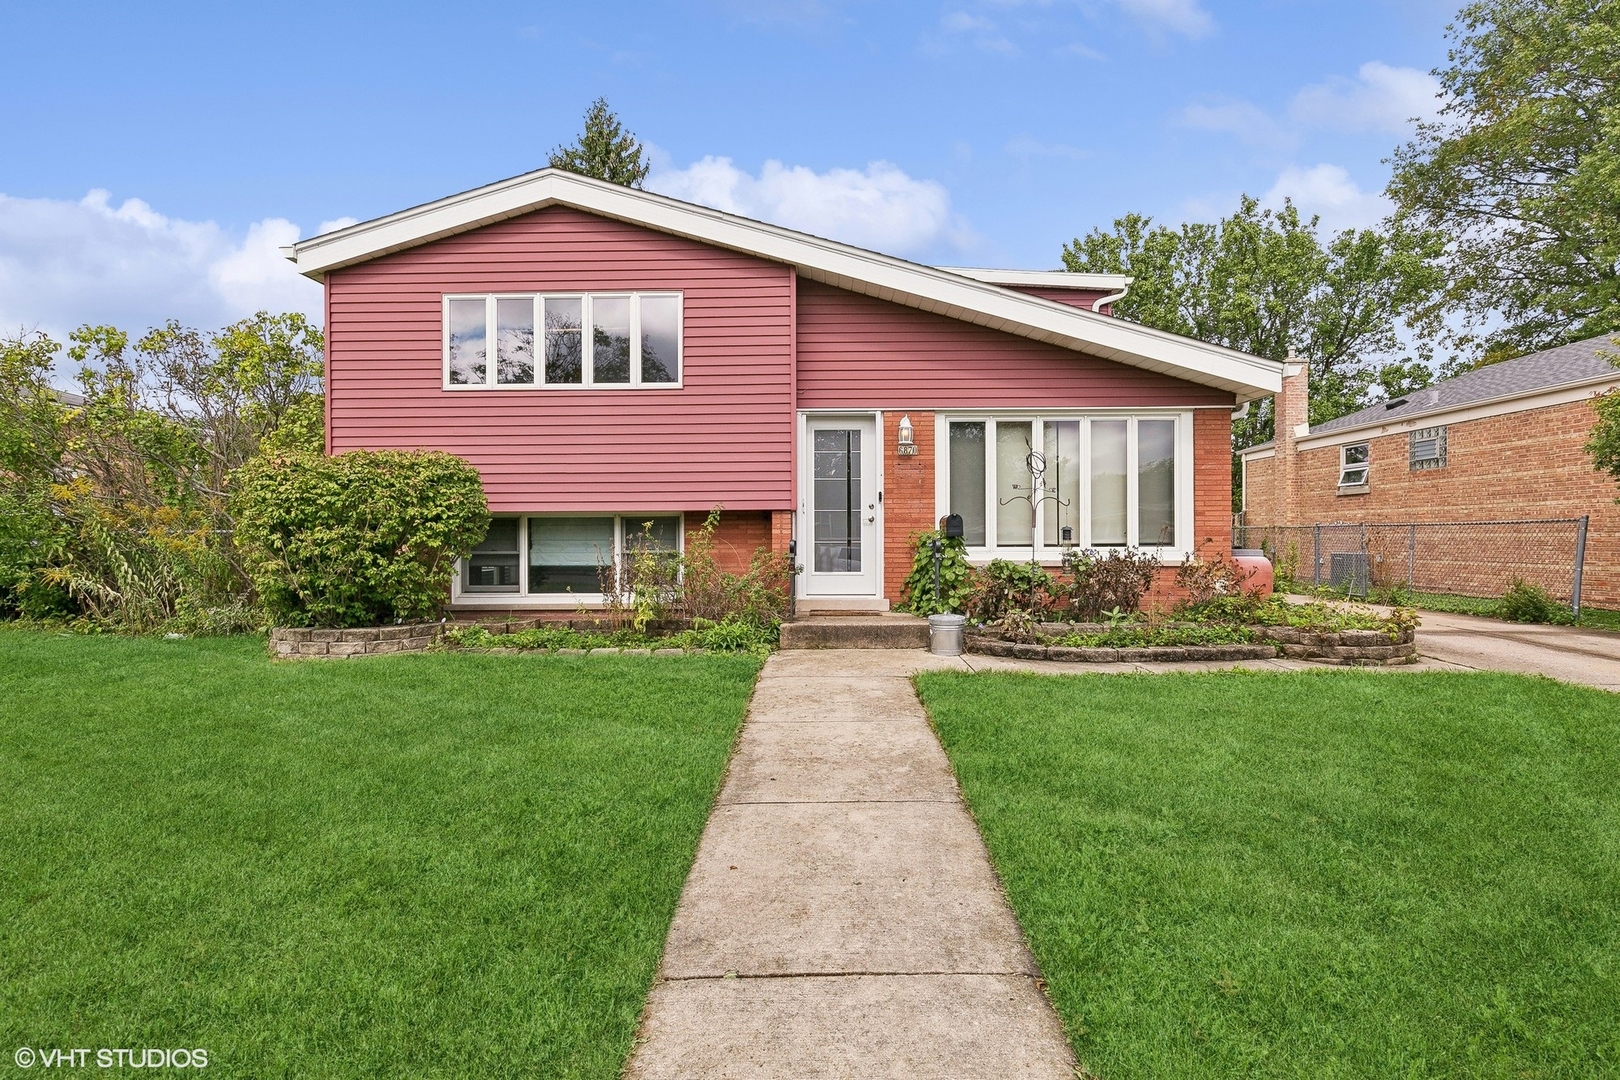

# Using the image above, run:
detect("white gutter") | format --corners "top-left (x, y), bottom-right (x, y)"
top-left (1092, 285), bottom-right (1130, 313)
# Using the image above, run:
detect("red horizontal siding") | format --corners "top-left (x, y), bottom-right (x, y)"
top-left (794, 279), bottom-right (1233, 409)
top-left (326, 206), bottom-right (794, 513)
top-left (1004, 284), bottom-right (1113, 313)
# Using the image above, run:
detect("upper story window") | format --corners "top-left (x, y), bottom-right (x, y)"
top-left (1338, 442), bottom-right (1370, 489)
top-left (1409, 426), bottom-right (1447, 471)
top-left (942, 413), bottom-right (1190, 558)
top-left (444, 292), bottom-right (682, 390)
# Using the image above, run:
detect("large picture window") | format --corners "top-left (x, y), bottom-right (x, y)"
top-left (942, 414), bottom-right (1190, 557)
top-left (443, 293), bottom-right (682, 389)
top-left (454, 514), bottom-right (683, 600)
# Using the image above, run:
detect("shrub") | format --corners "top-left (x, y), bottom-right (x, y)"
top-left (1063, 548), bottom-right (1160, 620)
top-left (678, 509), bottom-right (794, 629)
top-left (1497, 578), bottom-right (1574, 625)
top-left (233, 450), bottom-right (488, 628)
top-left (593, 508), bottom-right (793, 633)
top-left (967, 559), bottom-right (1056, 622)
top-left (1173, 549), bottom-right (1249, 608)
top-left (900, 529), bottom-right (972, 615)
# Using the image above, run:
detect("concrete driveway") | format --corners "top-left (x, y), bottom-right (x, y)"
top-left (1417, 611), bottom-right (1620, 691)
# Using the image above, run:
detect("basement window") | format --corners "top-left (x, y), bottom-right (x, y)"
top-left (1338, 442), bottom-right (1370, 490)
top-left (1410, 426), bottom-right (1447, 471)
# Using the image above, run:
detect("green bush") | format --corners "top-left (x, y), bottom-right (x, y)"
top-left (967, 559), bottom-right (1056, 621)
top-left (1498, 578), bottom-right (1574, 625)
top-left (233, 450), bottom-right (488, 628)
top-left (900, 530), bottom-right (972, 615)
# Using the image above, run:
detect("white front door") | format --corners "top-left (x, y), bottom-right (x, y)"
top-left (801, 416), bottom-right (881, 597)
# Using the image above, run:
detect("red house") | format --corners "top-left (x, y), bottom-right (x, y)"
top-left (284, 169), bottom-right (1281, 612)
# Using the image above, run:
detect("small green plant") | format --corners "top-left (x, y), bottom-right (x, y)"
top-left (900, 529), bottom-right (973, 615)
top-left (1497, 578), bottom-right (1574, 625)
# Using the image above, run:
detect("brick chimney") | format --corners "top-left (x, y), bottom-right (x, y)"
top-left (1275, 356), bottom-right (1309, 526)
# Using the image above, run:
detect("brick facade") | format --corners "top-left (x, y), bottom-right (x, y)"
top-left (881, 411), bottom-right (938, 606)
top-left (1243, 393), bottom-right (1618, 607)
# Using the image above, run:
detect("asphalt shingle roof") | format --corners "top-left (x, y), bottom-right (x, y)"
top-left (1311, 333), bottom-right (1620, 435)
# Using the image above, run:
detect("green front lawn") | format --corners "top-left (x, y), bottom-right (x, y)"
top-left (917, 670), bottom-right (1620, 1079)
top-left (0, 630), bottom-right (759, 1078)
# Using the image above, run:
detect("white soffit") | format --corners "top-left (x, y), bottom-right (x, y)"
top-left (285, 169), bottom-right (1281, 400)
top-left (933, 266), bottom-right (1132, 290)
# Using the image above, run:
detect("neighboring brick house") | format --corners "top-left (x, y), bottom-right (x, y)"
top-left (1239, 335), bottom-right (1620, 606)
top-left (284, 168), bottom-right (1281, 614)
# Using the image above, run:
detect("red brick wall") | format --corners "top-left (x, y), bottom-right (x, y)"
top-left (684, 509), bottom-right (772, 575)
top-left (1194, 408), bottom-right (1234, 559)
top-left (1243, 397), bottom-right (1619, 606)
top-left (881, 411), bottom-right (937, 606)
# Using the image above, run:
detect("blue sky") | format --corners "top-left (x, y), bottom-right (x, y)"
top-left (0, 0), bottom-right (1457, 342)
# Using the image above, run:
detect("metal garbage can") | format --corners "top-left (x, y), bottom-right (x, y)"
top-left (928, 613), bottom-right (967, 656)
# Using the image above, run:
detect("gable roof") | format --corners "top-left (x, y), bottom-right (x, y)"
top-left (1314, 334), bottom-right (1620, 435)
top-left (283, 168), bottom-right (1281, 401)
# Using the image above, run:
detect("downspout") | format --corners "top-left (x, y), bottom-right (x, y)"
top-left (1091, 277), bottom-right (1133, 313)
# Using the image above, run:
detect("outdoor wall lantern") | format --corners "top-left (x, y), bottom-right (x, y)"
top-left (897, 414), bottom-right (917, 455)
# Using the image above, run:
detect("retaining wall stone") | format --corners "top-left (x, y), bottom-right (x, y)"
top-left (270, 622), bottom-right (444, 659)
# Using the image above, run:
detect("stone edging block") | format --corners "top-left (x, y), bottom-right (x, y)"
top-left (269, 622), bottom-right (444, 660)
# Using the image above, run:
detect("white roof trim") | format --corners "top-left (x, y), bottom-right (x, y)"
top-left (285, 169), bottom-right (1281, 401)
top-left (1238, 372), bottom-right (1620, 457)
top-left (933, 267), bottom-right (1132, 290)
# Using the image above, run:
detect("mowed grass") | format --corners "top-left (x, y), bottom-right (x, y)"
top-left (0, 630), bottom-right (760, 1078)
top-left (916, 670), bottom-right (1620, 1079)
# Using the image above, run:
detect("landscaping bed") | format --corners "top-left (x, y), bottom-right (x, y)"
top-left (917, 670), bottom-right (1620, 1078)
top-left (964, 598), bottom-right (1419, 665)
top-left (0, 629), bottom-right (760, 1078)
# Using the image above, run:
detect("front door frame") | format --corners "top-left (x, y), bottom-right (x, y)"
top-left (797, 410), bottom-right (885, 604)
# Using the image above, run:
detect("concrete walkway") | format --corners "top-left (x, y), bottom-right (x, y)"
top-left (1414, 610), bottom-right (1620, 691)
top-left (624, 649), bottom-right (1076, 1079)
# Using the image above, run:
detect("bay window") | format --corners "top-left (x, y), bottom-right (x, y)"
top-left (454, 514), bottom-right (684, 601)
top-left (942, 414), bottom-right (1191, 558)
top-left (444, 292), bottom-right (681, 389)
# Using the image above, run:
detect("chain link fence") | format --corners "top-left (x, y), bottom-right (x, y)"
top-left (1234, 517), bottom-right (1592, 615)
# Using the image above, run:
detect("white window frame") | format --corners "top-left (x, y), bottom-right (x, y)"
top-left (934, 411), bottom-right (1195, 565)
top-left (450, 513), bottom-right (686, 608)
top-left (441, 292), bottom-right (683, 390)
top-left (1338, 442), bottom-right (1371, 488)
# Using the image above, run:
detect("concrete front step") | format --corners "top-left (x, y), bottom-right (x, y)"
top-left (779, 614), bottom-right (930, 650)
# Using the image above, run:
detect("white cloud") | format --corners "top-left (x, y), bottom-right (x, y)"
top-left (933, 10), bottom-right (1018, 55)
top-left (1180, 100), bottom-right (1293, 148)
top-left (646, 157), bottom-right (972, 256)
top-left (1111, 0), bottom-right (1214, 39)
top-left (1289, 61), bottom-right (1442, 134)
top-left (1264, 163), bottom-right (1390, 233)
top-left (0, 189), bottom-right (324, 343)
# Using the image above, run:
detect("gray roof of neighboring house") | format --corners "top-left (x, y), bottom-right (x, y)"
top-left (1312, 333), bottom-right (1620, 436)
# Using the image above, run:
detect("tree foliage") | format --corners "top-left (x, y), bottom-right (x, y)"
top-left (0, 313), bottom-right (325, 629)
top-left (1388, 0), bottom-right (1620, 363)
top-left (548, 98), bottom-right (650, 188)
top-left (1064, 197), bottom-right (1445, 445)
top-left (232, 450), bottom-right (489, 628)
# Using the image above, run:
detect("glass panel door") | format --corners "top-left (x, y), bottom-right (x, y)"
top-left (813, 428), bottom-right (862, 573)
top-left (802, 416), bottom-right (879, 597)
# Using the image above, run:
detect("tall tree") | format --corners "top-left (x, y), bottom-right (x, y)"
top-left (1388, 0), bottom-right (1620, 364)
top-left (547, 98), bottom-right (650, 188)
top-left (1063, 197), bottom-right (1444, 448)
